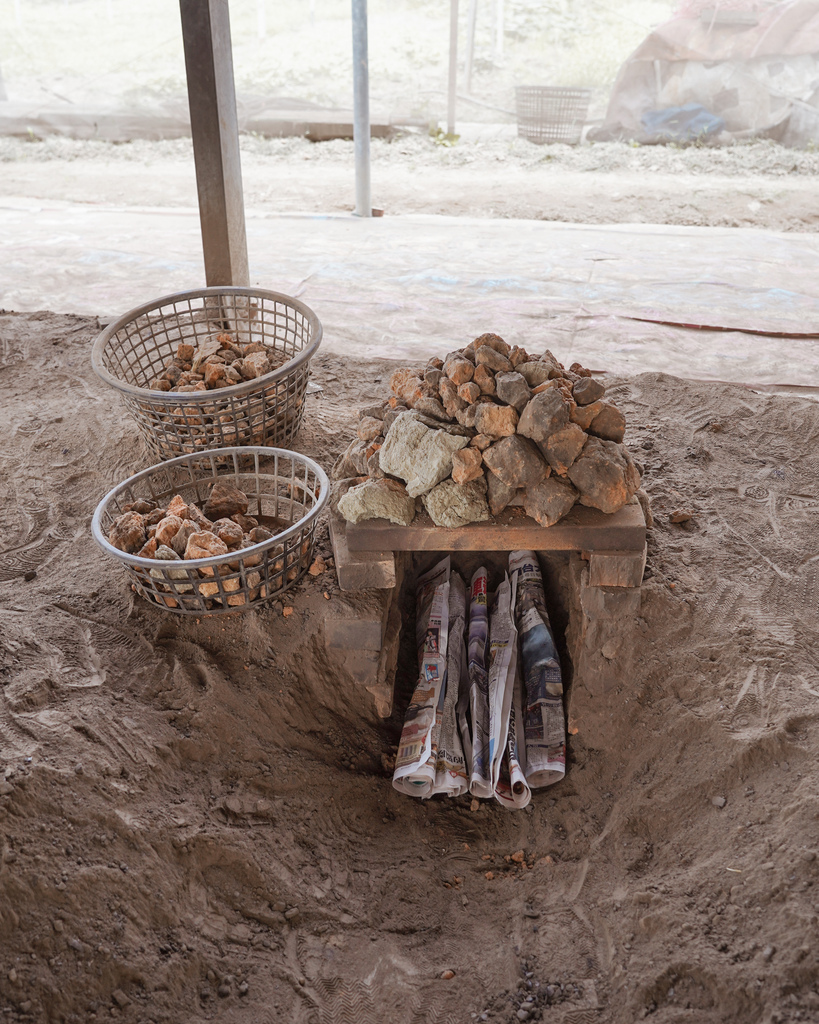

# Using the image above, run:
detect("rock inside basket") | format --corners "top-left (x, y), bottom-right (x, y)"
top-left (333, 334), bottom-right (642, 529)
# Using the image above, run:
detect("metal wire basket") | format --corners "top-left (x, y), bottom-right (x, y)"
top-left (515, 86), bottom-right (591, 145)
top-left (91, 287), bottom-right (322, 462)
top-left (91, 447), bottom-right (329, 616)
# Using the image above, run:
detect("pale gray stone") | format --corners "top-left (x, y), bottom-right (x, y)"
top-left (379, 412), bottom-right (469, 497)
top-left (423, 477), bottom-right (490, 528)
top-left (338, 478), bottom-right (416, 526)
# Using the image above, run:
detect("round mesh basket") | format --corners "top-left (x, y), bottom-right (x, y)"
top-left (91, 447), bottom-right (329, 616)
top-left (515, 86), bottom-right (591, 145)
top-left (91, 287), bottom-right (322, 462)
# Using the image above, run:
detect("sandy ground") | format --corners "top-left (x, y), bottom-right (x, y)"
top-left (2, 134), bottom-right (819, 232)
top-left (2, 307), bottom-right (819, 1024)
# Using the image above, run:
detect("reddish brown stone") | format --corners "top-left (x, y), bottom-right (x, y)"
top-left (541, 422), bottom-right (588, 476)
top-left (177, 343), bottom-right (195, 363)
top-left (357, 416), bottom-right (383, 441)
top-left (137, 537), bottom-right (158, 559)
top-left (473, 333), bottom-right (510, 357)
top-left (567, 436), bottom-right (640, 514)
top-left (184, 530), bottom-right (229, 564)
top-left (588, 402), bottom-right (626, 443)
top-left (572, 377), bottom-right (606, 405)
top-left (475, 346), bottom-right (513, 374)
top-left (523, 476), bottom-right (578, 527)
top-left (469, 433), bottom-right (493, 451)
top-left (203, 481), bottom-right (249, 519)
top-left (203, 362), bottom-right (228, 389)
top-left (212, 518), bottom-right (245, 548)
top-left (154, 514), bottom-right (183, 548)
top-left (482, 435), bottom-right (548, 491)
top-left (232, 513), bottom-right (259, 532)
top-left (108, 511), bottom-right (146, 554)
top-left (474, 403), bottom-right (518, 438)
top-left (473, 364), bottom-right (496, 395)
top-left (164, 495), bottom-right (188, 520)
top-left (444, 355), bottom-right (475, 386)
top-left (509, 345), bottom-right (529, 368)
top-left (517, 389), bottom-right (570, 443)
top-left (570, 399), bottom-right (603, 431)
top-left (451, 447), bottom-right (484, 485)
top-left (458, 382), bottom-right (481, 404)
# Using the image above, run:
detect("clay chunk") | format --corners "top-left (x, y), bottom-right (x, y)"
top-left (203, 481), bottom-right (249, 519)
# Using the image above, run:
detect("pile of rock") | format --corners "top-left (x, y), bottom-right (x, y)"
top-left (334, 334), bottom-right (642, 530)
top-left (148, 333), bottom-right (286, 393)
top-left (107, 481), bottom-right (296, 609)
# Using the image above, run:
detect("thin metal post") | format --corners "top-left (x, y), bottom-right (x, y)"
top-left (351, 0), bottom-right (371, 218)
top-left (14, 0), bottom-right (21, 27)
top-left (179, 0), bottom-right (249, 287)
top-left (447, 0), bottom-right (459, 136)
top-left (465, 0), bottom-right (477, 94)
top-left (257, 0), bottom-right (266, 39)
top-left (494, 0), bottom-right (504, 61)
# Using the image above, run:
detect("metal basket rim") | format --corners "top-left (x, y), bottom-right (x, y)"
top-left (90, 286), bottom-right (323, 403)
top-left (91, 445), bottom-right (330, 571)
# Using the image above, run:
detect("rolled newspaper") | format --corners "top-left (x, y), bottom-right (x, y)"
top-left (494, 659), bottom-right (532, 810)
top-left (461, 567), bottom-right (493, 798)
top-left (393, 557), bottom-right (451, 797)
top-left (432, 571), bottom-right (469, 797)
top-left (509, 550), bottom-right (566, 788)
top-left (487, 572), bottom-right (518, 794)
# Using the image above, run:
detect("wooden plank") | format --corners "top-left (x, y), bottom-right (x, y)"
top-left (180, 0), bottom-right (249, 287)
top-left (345, 502), bottom-right (646, 553)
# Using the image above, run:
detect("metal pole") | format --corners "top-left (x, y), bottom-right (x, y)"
top-left (257, 0), bottom-right (266, 39)
top-left (447, 0), bottom-right (458, 136)
top-left (179, 0), bottom-right (249, 286)
top-left (494, 0), bottom-right (504, 61)
top-left (14, 0), bottom-right (21, 27)
top-left (351, 0), bottom-right (371, 218)
top-left (465, 0), bottom-right (477, 94)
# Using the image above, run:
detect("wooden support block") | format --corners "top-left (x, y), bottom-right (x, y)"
top-left (329, 516), bottom-right (396, 591)
top-left (587, 547), bottom-right (647, 588)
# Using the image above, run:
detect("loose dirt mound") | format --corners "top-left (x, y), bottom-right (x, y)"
top-left (1, 311), bottom-right (818, 1023)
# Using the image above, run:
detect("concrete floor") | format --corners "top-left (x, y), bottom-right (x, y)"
top-left (2, 195), bottom-right (819, 387)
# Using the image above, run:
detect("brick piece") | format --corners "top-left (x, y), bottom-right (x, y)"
top-left (588, 548), bottom-right (646, 588)
top-left (329, 516), bottom-right (396, 592)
